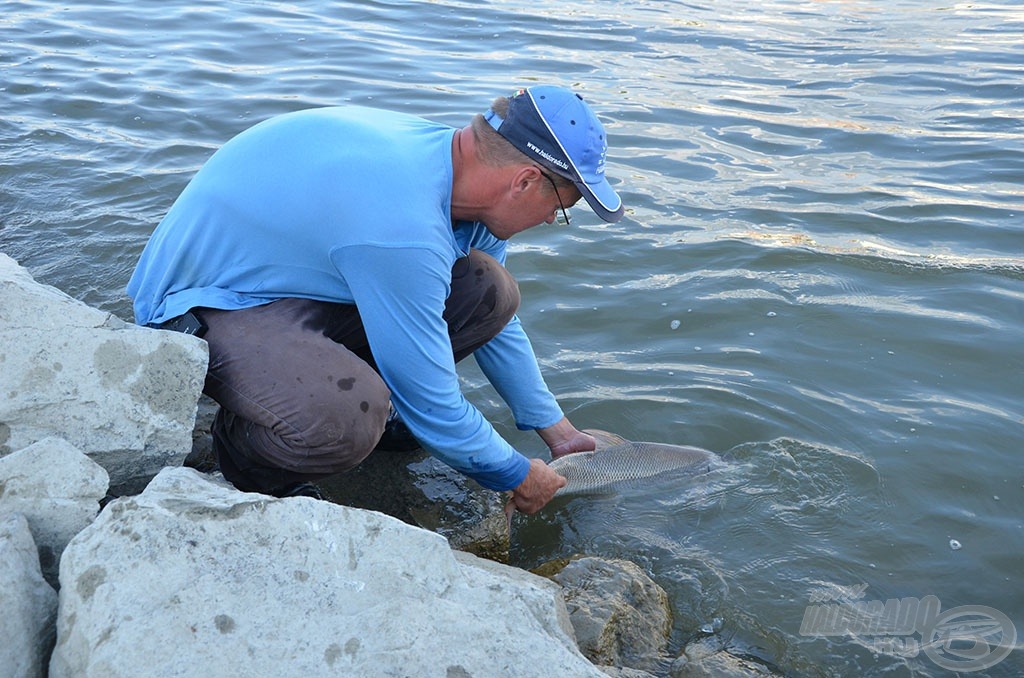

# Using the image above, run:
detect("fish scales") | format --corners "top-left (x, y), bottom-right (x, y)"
top-left (549, 440), bottom-right (720, 497)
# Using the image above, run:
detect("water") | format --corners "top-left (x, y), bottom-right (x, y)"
top-left (3, 1), bottom-right (1022, 675)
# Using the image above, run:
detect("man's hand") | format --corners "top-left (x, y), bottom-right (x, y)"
top-left (537, 416), bottom-right (597, 460)
top-left (506, 417), bottom-right (595, 517)
top-left (508, 458), bottom-right (567, 515)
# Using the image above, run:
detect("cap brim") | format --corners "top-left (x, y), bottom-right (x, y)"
top-left (575, 176), bottom-right (624, 223)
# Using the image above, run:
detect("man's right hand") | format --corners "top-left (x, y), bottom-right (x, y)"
top-left (508, 458), bottom-right (567, 514)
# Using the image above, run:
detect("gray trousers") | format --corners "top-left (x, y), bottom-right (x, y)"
top-left (193, 249), bottom-right (520, 494)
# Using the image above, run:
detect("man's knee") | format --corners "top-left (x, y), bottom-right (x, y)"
top-left (470, 249), bottom-right (520, 321)
top-left (282, 376), bottom-right (391, 473)
top-left (487, 256), bottom-right (521, 328)
top-left (219, 369), bottom-right (391, 476)
top-left (449, 250), bottom-right (520, 330)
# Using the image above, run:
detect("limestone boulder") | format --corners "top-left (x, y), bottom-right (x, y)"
top-left (0, 253), bottom-right (207, 494)
top-left (0, 437), bottom-right (109, 586)
top-left (550, 556), bottom-right (673, 673)
top-left (50, 467), bottom-right (605, 677)
top-left (188, 394), bottom-right (511, 562)
top-left (0, 513), bottom-right (58, 678)
top-left (318, 447), bottom-right (510, 561)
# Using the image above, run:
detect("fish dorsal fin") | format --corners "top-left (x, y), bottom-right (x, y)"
top-left (582, 428), bottom-right (631, 450)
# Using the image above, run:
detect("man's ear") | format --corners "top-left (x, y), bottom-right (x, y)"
top-left (510, 165), bottom-right (542, 196)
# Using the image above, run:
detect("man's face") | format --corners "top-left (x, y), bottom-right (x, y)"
top-left (484, 168), bottom-right (582, 240)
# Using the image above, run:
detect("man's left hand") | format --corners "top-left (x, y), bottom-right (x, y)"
top-left (537, 416), bottom-right (597, 460)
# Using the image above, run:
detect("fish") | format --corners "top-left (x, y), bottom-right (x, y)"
top-left (504, 429), bottom-right (722, 527)
top-left (551, 428), bottom-right (722, 497)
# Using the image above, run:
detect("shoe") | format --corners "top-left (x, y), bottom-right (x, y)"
top-left (375, 404), bottom-right (422, 452)
top-left (273, 481), bottom-right (325, 500)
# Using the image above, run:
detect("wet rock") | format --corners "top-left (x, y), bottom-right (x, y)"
top-left (598, 667), bottom-right (659, 677)
top-left (670, 651), bottom-right (777, 677)
top-left (671, 637), bottom-right (779, 677)
top-left (549, 556), bottom-right (673, 673)
top-left (0, 513), bottom-right (58, 678)
top-left (0, 254), bottom-right (207, 495)
top-left (50, 467), bottom-right (604, 677)
top-left (317, 448), bottom-right (510, 561)
top-left (0, 437), bottom-right (108, 586)
top-left (182, 394), bottom-right (220, 473)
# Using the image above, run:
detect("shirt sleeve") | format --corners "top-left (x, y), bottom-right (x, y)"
top-left (474, 316), bottom-right (564, 431)
top-left (330, 242), bottom-right (531, 491)
top-left (455, 224), bottom-right (565, 431)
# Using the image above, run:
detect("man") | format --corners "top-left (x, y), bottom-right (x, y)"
top-left (128, 85), bottom-right (624, 514)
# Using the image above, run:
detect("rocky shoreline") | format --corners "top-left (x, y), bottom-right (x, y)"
top-left (1, 252), bottom-right (776, 677)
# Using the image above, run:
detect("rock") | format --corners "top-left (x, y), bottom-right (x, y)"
top-left (550, 556), bottom-right (673, 673)
top-left (598, 667), bottom-right (659, 677)
top-left (0, 437), bottom-right (109, 586)
top-left (50, 467), bottom-right (605, 677)
top-left (678, 636), bottom-right (723, 663)
top-left (318, 448), bottom-right (510, 562)
top-left (406, 455), bottom-right (511, 560)
top-left (670, 650), bottom-right (776, 677)
top-left (0, 513), bottom-right (58, 678)
top-left (0, 253), bottom-right (208, 495)
top-left (187, 398), bottom-right (512, 560)
top-left (182, 394), bottom-right (220, 473)
top-left (670, 637), bottom-right (780, 677)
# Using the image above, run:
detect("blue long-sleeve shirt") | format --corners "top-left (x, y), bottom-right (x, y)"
top-left (127, 106), bottom-right (563, 490)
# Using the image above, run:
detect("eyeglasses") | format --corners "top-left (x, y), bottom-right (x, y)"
top-left (536, 166), bottom-right (571, 226)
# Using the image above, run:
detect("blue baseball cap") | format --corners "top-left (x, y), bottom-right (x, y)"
top-left (484, 85), bottom-right (624, 223)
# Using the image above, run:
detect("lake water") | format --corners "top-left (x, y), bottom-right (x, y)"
top-left (3, 1), bottom-right (1022, 675)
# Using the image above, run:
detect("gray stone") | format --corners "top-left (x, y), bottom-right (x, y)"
top-left (670, 649), bottom-right (776, 677)
top-left (670, 637), bottom-right (780, 677)
top-left (0, 513), bottom-right (58, 678)
top-left (0, 437), bottom-right (109, 586)
top-left (0, 253), bottom-right (207, 494)
top-left (598, 667), bottom-right (659, 677)
top-left (318, 448), bottom-right (511, 562)
top-left (551, 556), bottom-right (673, 672)
top-left (679, 636), bottom-right (724, 663)
top-left (188, 398), bottom-right (513, 561)
top-left (50, 467), bottom-right (605, 677)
